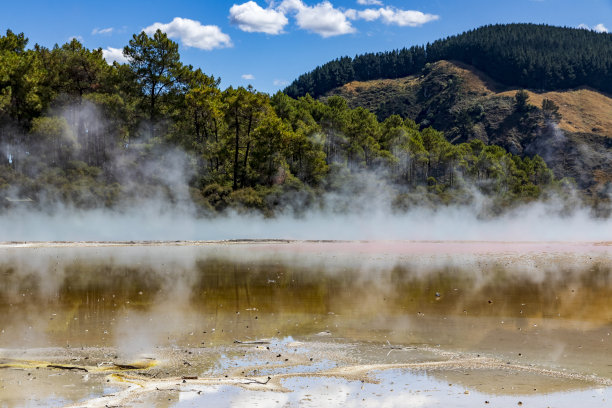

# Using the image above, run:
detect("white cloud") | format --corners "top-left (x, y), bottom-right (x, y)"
top-left (68, 35), bottom-right (83, 42)
top-left (578, 23), bottom-right (609, 33)
top-left (279, 0), bottom-right (355, 37)
top-left (273, 79), bottom-right (289, 86)
top-left (92, 27), bottom-right (114, 35)
top-left (230, 1), bottom-right (435, 38)
top-left (242, 74), bottom-right (255, 80)
top-left (102, 47), bottom-right (128, 64)
top-left (593, 23), bottom-right (608, 33)
top-left (277, 0), bottom-right (305, 13)
top-left (143, 17), bottom-right (232, 50)
top-left (348, 7), bottom-right (439, 27)
top-left (356, 0), bottom-right (382, 5)
top-left (230, 1), bottom-right (288, 34)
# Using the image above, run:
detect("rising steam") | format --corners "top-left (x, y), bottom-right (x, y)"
top-left (1, 101), bottom-right (611, 243)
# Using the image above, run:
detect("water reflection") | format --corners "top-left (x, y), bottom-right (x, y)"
top-left (0, 368), bottom-right (120, 408)
top-left (151, 370), bottom-right (612, 408)
top-left (1, 242), bottom-right (611, 377)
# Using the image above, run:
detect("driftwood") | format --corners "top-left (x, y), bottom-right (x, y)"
top-left (385, 340), bottom-right (417, 356)
top-left (112, 364), bottom-right (140, 370)
top-left (47, 364), bottom-right (88, 372)
top-left (243, 376), bottom-right (272, 385)
top-left (233, 339), bottom-right (270, 345)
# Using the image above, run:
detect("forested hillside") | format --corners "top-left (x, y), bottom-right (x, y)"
top-left (285, 24), bottom-right (612, 99)
top-left (324, 60), bottom-right (612, 195)
top-left (0, 29), bottom-right (563, 215)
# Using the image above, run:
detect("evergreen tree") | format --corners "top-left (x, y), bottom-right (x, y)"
top-left (285, 24), bottom-right (612, 98)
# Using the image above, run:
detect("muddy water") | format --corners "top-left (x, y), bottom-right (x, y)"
top-left (1, 241), bottom-right (612, 407)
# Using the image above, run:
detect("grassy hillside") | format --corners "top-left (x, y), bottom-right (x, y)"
top-left (324, 60), bottom-right (612, 192)
top-left (327, 60), bottom-right (612, 138)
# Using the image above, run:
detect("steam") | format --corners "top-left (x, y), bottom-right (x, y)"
top-left (526, 122), bottom-right (612, 194)
top-left (1, 101), bottom-right (611, 243)
top-left (1, 242), bottom-right (611, 354)
top-left (1, 201), bottom-right (612, 241)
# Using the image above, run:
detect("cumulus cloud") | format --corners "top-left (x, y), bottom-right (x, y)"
top-left (356, 0), bottom-right (382, 5)
top-left (230, 1), bottom-right (436, 37)
top-left (578, 23), bottom-right (609, 33)
top-left (348, 7), bottom-right (439, 27)
top-left (92, 27), bottom-right (114, 35)
top-left (279, 0), bottom-right (355, 37)
top-left (273, 79), bottom-right (289, 86)
top-left (241, 73), bottom-right (255, 80)
top-left (102, 47), bottom-right (128, 64)
top-left (230, 1), bottom-right (288, 34)
top-left (144, 17), bottom-right (232, 50)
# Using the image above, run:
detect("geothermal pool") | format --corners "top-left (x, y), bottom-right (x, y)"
top-left (1, 241), bottom-right (612, 407)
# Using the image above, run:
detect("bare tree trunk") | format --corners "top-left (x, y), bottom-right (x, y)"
top-left (232, 108), bottom-right (240, 190)
top-left (241, 114), bottom-right (253, 188)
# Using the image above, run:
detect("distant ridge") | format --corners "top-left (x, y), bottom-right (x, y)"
top-left (285, 23), bottom-right (612, 98)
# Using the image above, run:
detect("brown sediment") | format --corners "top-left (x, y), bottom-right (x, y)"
top-left (321, 359), bottom-right (612, 386)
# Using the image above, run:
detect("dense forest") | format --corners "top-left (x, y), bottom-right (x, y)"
top-left (285, 24), bottom-right (612, 99)
top-left (0, 28), bottom-right (571, 215)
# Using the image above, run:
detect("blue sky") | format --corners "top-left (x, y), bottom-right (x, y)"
top-left (1, 0), bottom-right (611, 93)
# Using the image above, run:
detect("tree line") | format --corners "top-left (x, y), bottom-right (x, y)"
top-left (285, 23), bottom-right (612, 99)
top-left (0, 29), bottom-right (562, 214)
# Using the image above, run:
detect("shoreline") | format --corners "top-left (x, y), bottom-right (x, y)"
top-left (1, 239), bottom-right (611, 255)
top-left (3, 340), bottom-right (611, 408)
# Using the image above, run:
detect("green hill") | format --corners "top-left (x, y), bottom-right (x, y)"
top-left (285, 23), bottom-right (612, 99)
